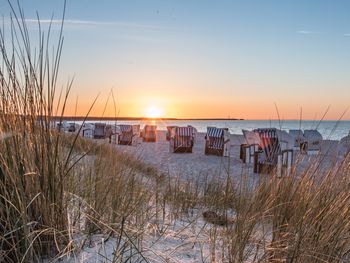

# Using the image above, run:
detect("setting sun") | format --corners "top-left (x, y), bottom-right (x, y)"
top-left (145, 106), bottom-right (162, 118)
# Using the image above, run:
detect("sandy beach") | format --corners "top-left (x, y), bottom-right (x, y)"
top-left (110, 130), bottom-right (340, 186)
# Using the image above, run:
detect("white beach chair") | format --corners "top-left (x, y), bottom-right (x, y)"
top-left (289, 129), bottom-right (306, 149)
top-left (81, 123), bottom-right (94, 139)
top-left (304, 129), bottom-right (323, 152)
top-left (337, 135), bottom-right (350, 158)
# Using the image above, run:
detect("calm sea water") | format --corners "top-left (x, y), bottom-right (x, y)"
top-left (78, 120), bottom-right (350, 141)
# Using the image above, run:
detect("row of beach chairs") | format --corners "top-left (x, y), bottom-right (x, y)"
top-left (55, 122), bottom-right (350, 175)
top-left (77, 123), bottom-right (230, 157)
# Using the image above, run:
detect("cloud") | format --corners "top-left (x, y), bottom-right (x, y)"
top-left (297, 30), bottom-right (320, 35)
top-left (23, 18), bottom-right (164, 32)
top-left (344, 33), bottom-right (350, 37)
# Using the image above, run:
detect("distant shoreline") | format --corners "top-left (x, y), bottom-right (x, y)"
top-left (50, 116), bottom-right (245, 121)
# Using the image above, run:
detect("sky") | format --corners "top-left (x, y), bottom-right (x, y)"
top-left (1, 0), bottom-right (350, 120)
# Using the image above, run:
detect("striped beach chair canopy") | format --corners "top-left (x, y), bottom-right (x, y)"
top-left (207, 127), bottom-right (224, 138)
top-left (119, 124), bottom-right (133, 133)
top-left (175, 126), bottom-right (194, 137)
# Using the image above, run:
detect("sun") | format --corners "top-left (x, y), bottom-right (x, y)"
top-left (145, 106), bottom-right (162, 118)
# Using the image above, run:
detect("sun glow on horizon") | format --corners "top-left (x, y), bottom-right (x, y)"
top-left (145, 106), bottom-right (163, 118)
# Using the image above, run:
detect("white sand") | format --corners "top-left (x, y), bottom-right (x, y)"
top-left (109, 130), bottom-right (340, 186)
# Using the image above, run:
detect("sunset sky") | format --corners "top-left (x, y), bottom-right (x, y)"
top-left (1, 0), bottom-right (350, 120)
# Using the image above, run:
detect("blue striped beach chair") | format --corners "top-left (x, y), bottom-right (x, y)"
top-left (143, 125), bottom-right (157, 142)
top-left (118, 124), bottom-right (134, 145)
top-left (169, 126), bottom-right (194, 153)
top-left (205, 127), bottom-right (230, 156)
top-left (253, 128), bottom-right (293, 174)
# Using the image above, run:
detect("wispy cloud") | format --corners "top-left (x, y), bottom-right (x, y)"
top-left (23, 18), bottom-right (164, 32)
top-left (297, 30), bottom-right (320, 35)
top-left (343, 33), bottom-right (350, 37)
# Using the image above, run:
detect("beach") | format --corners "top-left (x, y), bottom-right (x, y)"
top-left (109, 130), bottom-right (340, 184)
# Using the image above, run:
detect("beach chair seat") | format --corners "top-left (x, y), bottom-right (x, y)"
top-left (304, 129), bottom-right (323, 152)
top-left (143, 125), bottom-right (157, 142)
top-left (118, 124), bottom-right (134, 145)
top-left (253, 128), bottom-right (294, 175)
top-left (169, 126), bottom-right (194, 153)
top-left (205, 127), bottom-right (230, 157)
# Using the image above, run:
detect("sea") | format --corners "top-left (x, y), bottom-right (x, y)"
top-left (76, 119), bottom-right (350, 141)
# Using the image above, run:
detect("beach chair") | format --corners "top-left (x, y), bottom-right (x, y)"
top-left (94, 123), bottom-right (107, 139)
top-left (240, 129), bottom-right (260, 164)
top-left (304, 129), bottom-right (323, 152)
top-left (169, 126), bottom-right (194, 153)
top-left (337, 135), bottom-right (350, 157)
top-left (143, 125), bottom-right (157, 142)
top-left (68, 123), bottom-right (79, 133)
top-left (81, 123), bottom-right (94, 139)
top-left (117, 124), bottom-right (134, 145)
top-left (56, 121), bottom-right (70, 132)
top-left (204, 127), bottom-right (230, 157)
top-left (166, 126), bottom-right (177, 141)
top-left (289, 129), bottom-right (306, 150)
top-left (253, 128), bottom-right (294, 175)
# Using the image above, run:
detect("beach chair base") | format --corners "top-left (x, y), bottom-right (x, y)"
top-left (205, 146), bottom-right (224, 156)
top-left (240, 144), bottom-right (258, 163)
top-left (143, 137), bottom-right (156, 142)
top-left (118, 140), bottom-right (132, 146)
top-left (173, 147), bottom-right (193, 153)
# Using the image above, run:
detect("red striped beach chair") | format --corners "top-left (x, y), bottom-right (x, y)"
top-left (253, 128), bottom-right (293, 174)
top-left (205, 127), bottom-right (230, 156)
top-left (169, 126), bottom-right (194, 153)
top-left (143, 125), bottom-right (157, 142)
top-left (118, 124), bottom-right (134, 145)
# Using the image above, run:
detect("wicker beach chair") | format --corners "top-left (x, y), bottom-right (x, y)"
top-left (169, 126), bottom-right (194, 153)
top-left (117, 124), bottom-right (134, 145)
top-left (253, 128), bottom-right (293, 175)
top-left (303, 129), bottom-right (323, 152)
top-left (81, 123), bottom-right (94, 139)
top-left (94, 123), bottom-right (107, 139)
top-left (143, 125), bottom-right (157, 142)
top-left (205, 127), bottom-right (230, 157)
